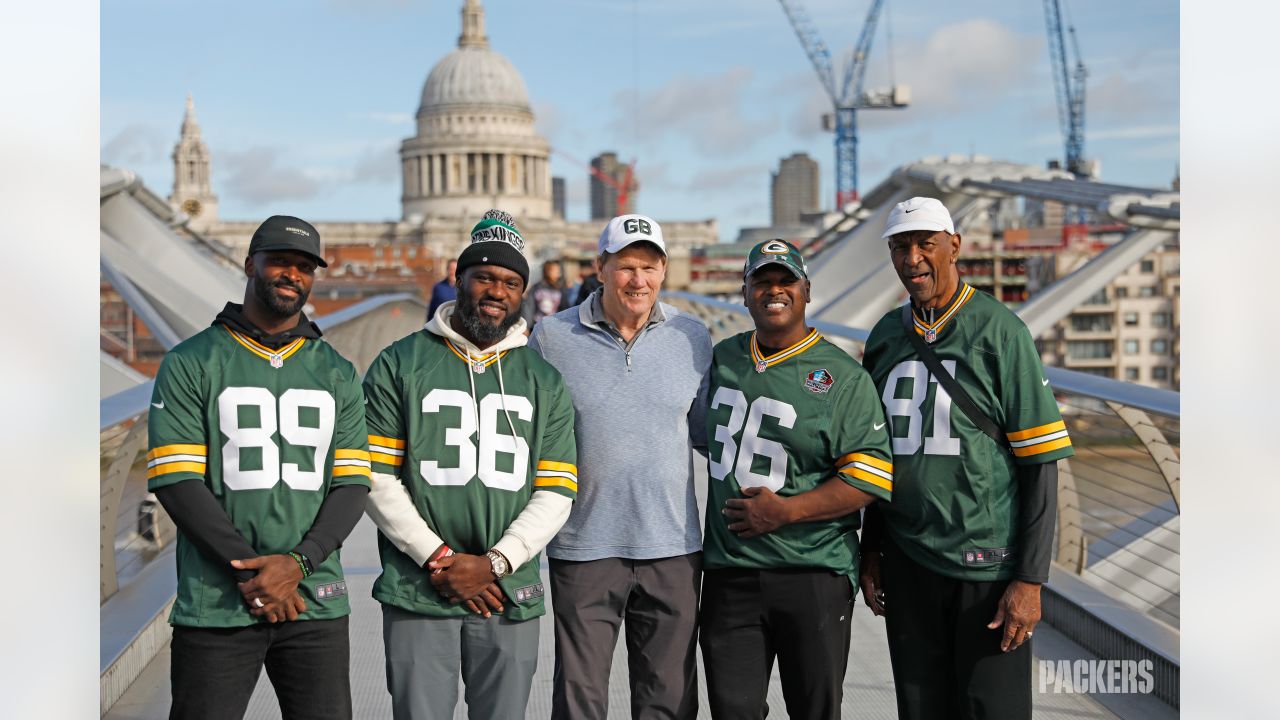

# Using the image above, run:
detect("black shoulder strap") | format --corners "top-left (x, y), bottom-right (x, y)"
top-left (900, 304), bottom-right (1007, 448)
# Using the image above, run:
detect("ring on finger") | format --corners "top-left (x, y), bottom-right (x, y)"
top-left (253, 597), bottom-right (264, 608)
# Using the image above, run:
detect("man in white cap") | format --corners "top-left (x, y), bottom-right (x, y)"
top-left (859, 197), bottom-right (1075, 719)
top-left (529, 214), bottom-right (712, 720)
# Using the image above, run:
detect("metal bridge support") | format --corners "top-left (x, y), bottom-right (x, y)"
top-left (1106, 401), bottom-right (1181, 511)
top-left (1055, 457), bottom-right (1088, 574)
top-left (101, 418), bottom-right (148, 602)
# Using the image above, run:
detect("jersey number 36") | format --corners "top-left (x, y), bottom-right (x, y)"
top-left (707, 387), bottom-right (795, 492)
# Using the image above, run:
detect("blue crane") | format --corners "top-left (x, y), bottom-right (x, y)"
top-left (1044, 0), bottom-right (1088, 177)
top-left (778, 0), bottom-right (907, 208)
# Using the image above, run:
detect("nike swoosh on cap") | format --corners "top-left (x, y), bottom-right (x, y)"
top-left (152, 401), bottom-right (165, 409)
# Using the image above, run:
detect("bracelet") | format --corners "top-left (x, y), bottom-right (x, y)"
top-left (288, 551), bottom-right (312, 578)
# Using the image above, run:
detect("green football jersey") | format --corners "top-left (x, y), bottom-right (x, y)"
top-left (703, 330), bottom-right (893, 583)
top-left (362, 330), bottom-right (578, 621)
top-left (862, 283), bottom-right (1075, 581)
top-left (147, 324), bottom-right (371, 628)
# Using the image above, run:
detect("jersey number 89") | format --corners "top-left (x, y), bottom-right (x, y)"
top-left (708, 387), bottom-right (796, 492)
top-left (218, 386), bottom-right (334, 491)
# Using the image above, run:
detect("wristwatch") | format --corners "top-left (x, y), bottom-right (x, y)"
top-left (485, 550), bottom-right (510, 579)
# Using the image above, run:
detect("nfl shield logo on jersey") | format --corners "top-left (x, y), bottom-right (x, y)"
top-left (804, 368), bottom-right (834, 394)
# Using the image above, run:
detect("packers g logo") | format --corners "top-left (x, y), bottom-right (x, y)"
top-left (761, 240), bottom-right (790, 254)
top-left (623, 218), bottom-right (653, 235)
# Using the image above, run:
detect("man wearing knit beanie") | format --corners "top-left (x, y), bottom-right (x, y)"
top-left (364, 208), bottom-right (579, 719)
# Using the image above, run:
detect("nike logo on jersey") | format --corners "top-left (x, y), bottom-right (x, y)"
top-left (1042, 378), bottom-right (1050, 386)
top-left (151, 401), bottom-right (165, 409)
top-left (874, 421), bottom-right (886, 431)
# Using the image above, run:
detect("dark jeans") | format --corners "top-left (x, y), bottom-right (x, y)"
top-left (881, 539), bottom-right (1032, 720)
top-left (169, 616), bottom-right (351, 720)
top-left (700, 567), bottom-right (854, 720)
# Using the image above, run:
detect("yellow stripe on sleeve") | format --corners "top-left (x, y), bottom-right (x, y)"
top-left (368, 435), bottom-right (405, 450)
top-left (370, 451), bottom-right (404, 466)
top-left (839, 466), bottom-right (893, 492)
top-left (333, 465), bottom-right (373, 478)
top-left (1011, 436), bottom-right (1073, 457)
top-left (537, 460), bottom-right (578, 475)
top-left (146, 443), bottom-right (208, 461)
top-left (1006, 420), bottom-right (1067, 442)
top-left (146, 461), bottom-right (206, 479)
top-left (534, 476), bottom-right (579, 492)
top-left (335, 449), bottom-right (371, 461)
top-left (835, 452), bottom-right (892, 474)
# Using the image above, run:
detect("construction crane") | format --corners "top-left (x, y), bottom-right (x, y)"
top-left (1043, 0), bottom-right (1089, 177)
top-left (778, 0), bottom-right (908, 209)
top-left (552, 149), bottom-right (638, 215)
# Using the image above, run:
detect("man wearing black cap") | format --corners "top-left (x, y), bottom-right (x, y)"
top-left (147, 215), bottom-right (372, 719)
top-left (362, 209), bottom-right (579, 720)
top-left (700, 239), bottom-right (893, 719)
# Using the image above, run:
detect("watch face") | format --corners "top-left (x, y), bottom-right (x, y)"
top-left (489, 552), bottom-right (509, 577)
top-left (182, 198), bottom-right (202, 217)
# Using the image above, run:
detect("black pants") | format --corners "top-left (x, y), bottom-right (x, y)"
top-left (549, 555), bottom-right (701, 720)
top-left (699, 567), bottom-right (853, 720)
top-left (881, 540), bottom-right (1031, 720)
top-left (169, 616), bottom-right (351, 720)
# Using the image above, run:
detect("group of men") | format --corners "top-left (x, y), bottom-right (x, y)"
top-left (148, 197), bottom-right (1073, 720)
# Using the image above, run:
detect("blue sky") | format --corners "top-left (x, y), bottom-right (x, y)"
top-left (101, 0), bottom-right (1178, 241)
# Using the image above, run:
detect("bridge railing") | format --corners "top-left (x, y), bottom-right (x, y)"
top-left (98, 293), bottom-right (427, 714)
top-left (664, 289), bottom-right (1180, 706)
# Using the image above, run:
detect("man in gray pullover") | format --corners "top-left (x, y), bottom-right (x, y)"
top-left (529, 214), bottom-right (712, 720)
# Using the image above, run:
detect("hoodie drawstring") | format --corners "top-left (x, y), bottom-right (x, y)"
top-left (495, 352), bottom-right (519, 442)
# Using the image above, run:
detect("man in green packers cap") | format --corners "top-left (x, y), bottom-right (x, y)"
top-left (363, 209), bottom-right (578, 719)
top-left (700, 238), bottom-right (894, 719)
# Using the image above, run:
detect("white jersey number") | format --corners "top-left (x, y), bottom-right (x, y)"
top-left (708, 387), bottom-right (796, 492)
top-left (219, 386), bottom-right (335, 491)
top-left (420, 389), bottom-right (532, 491)
top-left (881, 360), bottom-right (961, 456)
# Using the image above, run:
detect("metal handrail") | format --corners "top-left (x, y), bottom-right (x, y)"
top-left (664, 290), bottom-right (1178, 420)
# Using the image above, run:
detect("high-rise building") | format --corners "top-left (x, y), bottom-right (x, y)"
top-left (552, 176), bottom-right (566, 219)
top-left (169, 94), bottom-right (219, 233)
top-left (770, 152), bottom-right (819, 227)
top-left (589, 152), bottom-right (637, 220)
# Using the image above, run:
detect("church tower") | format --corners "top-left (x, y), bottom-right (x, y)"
top-left (169, 94), bottom-right (219, 232)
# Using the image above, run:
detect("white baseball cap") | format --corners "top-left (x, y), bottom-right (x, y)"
top-left (598, 214), bottom-right (667, 256)
top-left (881, 197), bottom-right (956, 238)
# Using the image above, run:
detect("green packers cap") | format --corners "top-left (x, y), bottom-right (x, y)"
top-left (457, 208), bottom-right (530, 285)
top-left (744, 238), bottom-right (808, 281)
top-left (248, 215), bottom-right (327, 267)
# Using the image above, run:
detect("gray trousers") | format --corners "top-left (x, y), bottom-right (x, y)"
top-left (381, 603), bottom-right (540, 720)
top-left (549, 553), bottom-right (701, 720)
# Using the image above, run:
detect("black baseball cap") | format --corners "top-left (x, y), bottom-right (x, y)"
top-left (248, 215), bottom-right (328, 267)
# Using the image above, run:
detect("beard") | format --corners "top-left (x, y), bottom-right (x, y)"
top-left (455, 295), bottom-right (520, 347)
top-left (253, 277), bottom-right (309, 317)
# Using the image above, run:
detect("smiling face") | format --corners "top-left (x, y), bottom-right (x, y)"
top-left (598, 242), bottom-right (666, 326)
top-left (743, 265), bottom-right (811, 345)
top-left (887, 229), bottom-right (962, 309)
top-left (452, 263), bottom-right (526, 349)
top-left (246, 250), bottom-right (317, 318)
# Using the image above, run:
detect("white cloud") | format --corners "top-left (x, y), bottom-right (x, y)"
top-left (355, 111), bottom-right (413, 125)
top-left (611, 67), bottom-right (776, 157)
top-left (352, 142), bottom-right (400, 183)
top-left (221, 147), bottom-right (322, 205)
top-left (101, 124), bottom-right (166, 166)
top-left (862, 18), bottom-right (1043, 130)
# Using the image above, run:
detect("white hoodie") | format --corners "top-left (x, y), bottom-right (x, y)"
top-left (363, 301), bottom-right (573, 573)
